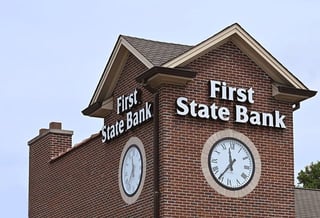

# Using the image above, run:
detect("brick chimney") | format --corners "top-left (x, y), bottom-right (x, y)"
top-left (28, 122), bottom-right (73, 216)
top-left (28, 121), bottom-right (73, 159)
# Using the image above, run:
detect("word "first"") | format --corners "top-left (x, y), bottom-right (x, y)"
top-left (117, 89), bottom-right (141, 114)
top-left (209, 80), bottom-right (254, 104)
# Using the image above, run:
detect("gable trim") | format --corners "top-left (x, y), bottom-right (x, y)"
top-left (163, 23), bottom-right (308, 90)
top-left (121, 37), bottom-right (154, 68)
top-left (89, 36), bottom-right (154, 106)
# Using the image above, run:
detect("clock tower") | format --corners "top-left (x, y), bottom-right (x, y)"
top-left (28, 24), bottom-right (316, 217)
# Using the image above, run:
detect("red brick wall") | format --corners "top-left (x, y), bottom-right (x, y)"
top-left (158, 41), bottom-right (294, 217)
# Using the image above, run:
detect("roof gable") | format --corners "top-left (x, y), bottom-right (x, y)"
top-left (83, 23), bottom-right (316, 118)
top-left (86, 35), bottom-right (192, 106)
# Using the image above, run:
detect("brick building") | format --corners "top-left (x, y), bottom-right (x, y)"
top-left (28, 24), bottom-right (317, 217)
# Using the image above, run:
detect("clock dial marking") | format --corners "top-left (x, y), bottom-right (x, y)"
top-left (241, 172), bottom-right (248, 180)
top-left (230, 141), bottom-right (235, 150)
top-left (221, 143), bottom-right (227, 150)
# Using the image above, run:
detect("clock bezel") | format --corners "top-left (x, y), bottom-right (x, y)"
top-left (121, 144), bottom-right (143, 197)
top-left (119, 137), bottom-right (146, 204)
top-left (201, 129), bottom-right (261, 198)
top-left (208, 137), bottom-right (255, 191)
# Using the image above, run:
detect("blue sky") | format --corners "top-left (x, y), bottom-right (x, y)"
top-left (1, 1), bottom-right (319, 217)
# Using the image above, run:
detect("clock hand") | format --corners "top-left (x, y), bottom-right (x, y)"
top-left (131, 156), bottom-right (135, 178)
top-left (218, 158), bottom-right (236, 180)
top-left (229, 148), bottom-right (233, 171)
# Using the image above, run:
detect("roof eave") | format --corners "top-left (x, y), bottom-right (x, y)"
top-left (136, 66), bottom-right (197, 92)
top-left (82, 97), bottom-right (113, 118)
top-left (272, 84), bottom-right (317, 103)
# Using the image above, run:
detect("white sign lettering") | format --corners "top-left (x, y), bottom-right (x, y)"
top-left (176, 80), bottom-right (286, 129)
top-left (102, 89), bottom-right (153, 143)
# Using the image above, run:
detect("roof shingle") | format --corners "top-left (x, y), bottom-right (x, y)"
top-left (122, 35), bottom-right (192, 66)
top-left (295, 188), bottom-right (320, 218)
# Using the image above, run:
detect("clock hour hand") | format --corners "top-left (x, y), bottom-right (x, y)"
top-left (218, 158), bottom-right (236, 180)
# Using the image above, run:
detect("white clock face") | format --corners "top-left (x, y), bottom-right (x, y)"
top-left (209, 138), bottom-right (254, 190)
top-left (121, 145), bottom-right (142, 196)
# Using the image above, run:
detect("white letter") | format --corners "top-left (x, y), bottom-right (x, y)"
top-left (235, 105), bottom-right (248, 123)
top-left (221, 81), bottom-right (227, 100)
top-left (218, 107), bottom-right (230, 121)
top-left (189, 100), bottom-right (198, 117)
top-left (133, 89), bottom-right (138, 105)
top-left (262, 112), bottom-right (273, 127)
top-left (198, 104), bottom-right (209, 119)
top-left (274, 111), bottom-right (286, 128)
top-left (247, 87), bottom-right (254, 104)
top-left (209, 80), bottom-right (221, 98)
top-left (249, 111), bottom-right (261, 125)
top-left (145, 102), bottom-right (152, 120)
top-left (117, 96), bottom-right (122, 114)
top-left (126, 111), bottom-right (132, 130)
top-left (102, 125), bottom-right (107, 143)
top-left (228, 87), bottom-right (237, 101)
top-left (118, 120), bottom-right (125, 134)
top-left (176, 97), bottom-right (189, 116)
top-left (236, 88), bottom-right (247, 102)
top-left (210, 103), bottom-right (218, 119)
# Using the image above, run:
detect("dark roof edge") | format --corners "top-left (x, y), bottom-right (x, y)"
top-left (136, 66), bottom-right (197, 84)
top-left (278, 86), bottom-right (317, 99)
top-left (82, 102), bottom-right (102, 116)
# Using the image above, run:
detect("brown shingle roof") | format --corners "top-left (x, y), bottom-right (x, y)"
top-left (295, 188), bottom-right (320, 217)
top-left (122, 35), bottom-right (192, 66)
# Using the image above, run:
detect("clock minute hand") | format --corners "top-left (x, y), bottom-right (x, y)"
top-left (131, 156), bottom-right (135, 178)
top-left (228, 147), bottom-right (233, 171)
top-left (218, 158), bottom-right (236, 180)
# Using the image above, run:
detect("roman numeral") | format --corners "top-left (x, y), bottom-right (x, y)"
top-left (227, 179), bottom-right (232, 186)
top-left (229, 141), bottom-right (235, 150)
top-left (211, 159), bottom-right (217, 163)
top-left (221, 143), bottom-right (226, 150)
top-left (219, 176), bottom-right (224, 182)
top-left (244, 165), bottom-right (250, 170)
top-left (212, 166), bottom-right (219, 174)
top-left (241, 172), bottom-right (248, 180)
top-left (243, 156), bottom-right (249, 160)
